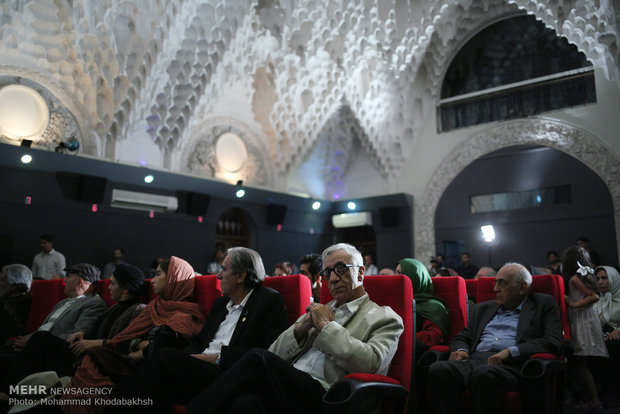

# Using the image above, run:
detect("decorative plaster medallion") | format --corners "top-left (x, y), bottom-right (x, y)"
top-left (215, 132), bottom-right (248, 173)
top-left (0, 85), bottom-right (49, 140)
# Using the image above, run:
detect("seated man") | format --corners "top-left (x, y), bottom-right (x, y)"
top-left (0, 264), bottom-right (33, 339)
top-left (112, 247), bottom-right (289, 413)
top-left (428, 262), bottom-right (562, 414)
top-left (186, 242), bottom-right (404, 414)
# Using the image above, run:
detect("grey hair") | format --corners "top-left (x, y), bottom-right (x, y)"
top-left (321, 243), bottom-right (364, 267)
top-left (502, 262), bottom-right (532, 287)
top-left (2, 264), bottom-right (33, 289)
top-left (227, 247), bottom-right (265, 289)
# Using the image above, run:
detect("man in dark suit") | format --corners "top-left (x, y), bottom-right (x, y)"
top-left (113, 247), bottom-right (289, 413)
top-left (428, 262), bottom-right (562, 414)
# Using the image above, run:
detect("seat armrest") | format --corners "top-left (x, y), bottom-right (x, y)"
top-left (417, 349), bottom-right (449, 368)
top-left (323, 377), bottom-right (408, 414)
top-left (521, 355), bottom-right (566, 379)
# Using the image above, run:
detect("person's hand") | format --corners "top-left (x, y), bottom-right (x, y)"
top-left (191, 353), bottom-right (219, 364)
top-left (564, 295), bottom-right (574, 308)
top-left (294, 306), bottom-right (316, 341)
top-left (136, 340), bottom-right (149, 350)
top-left (67, 332), bottom-right (85, 344)
top-left (449, 350), bottom-right (469, 361)
top-left (70, 339), bottom-right (103, 355)
top-left (607, 328), bottom-right (620, 341)
top-left (128, 349), bottom-right (144, 360)
top-left (12, 336), bottom-right (29, 351)
top-left (488, 349), bottom-right (511, 365)
top-left (308, 303), bottom-right (335, 331)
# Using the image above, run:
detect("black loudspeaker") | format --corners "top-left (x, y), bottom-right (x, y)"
top-left (78, 175), bottom-right (108, 203)
top-left (380, 206), bottom-right (400, 227)
top-left (186, 192), bottom-right (210, 216)
top-left (266, 204), bottom-right (287, 225)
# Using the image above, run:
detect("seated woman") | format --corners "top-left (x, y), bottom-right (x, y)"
top-left (2, 264), bottom-right (146, 386)
top-left (396, 258), bottom-right (449, 359)
top-left (60, 256), bottom-right (206, 412)
top-left (594, 265), bottom-right (620, 406)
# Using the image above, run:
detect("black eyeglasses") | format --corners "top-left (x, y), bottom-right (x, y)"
top-left (319, 262), bottom-right (359, 281)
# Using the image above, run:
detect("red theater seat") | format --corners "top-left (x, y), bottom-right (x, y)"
top-left (193, 275), bottom-right (222, 316)
top-left (465, 279), bottom-right (478, 303)
top-left (321, 275), bottom-right (414, 413)
top-left (429, 276), bottom-right (468, 351)
top-left (26, 279), bottom-right (66, 332)
top-left (263, 275), bottom-right (312, 325)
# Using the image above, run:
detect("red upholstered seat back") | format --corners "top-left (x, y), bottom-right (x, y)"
top-left (264, 275), bottom-right (312, 325)
top-left (431, 277), bottom-right (468, 341)
top-left (465, 279), bottom-right (478, 303)
top-left (26, 279), bottom-right (67, 332)
top-left (476, 275), bottom-right (571, 340)
top-left (94, 279), bottom-right (116, 307)
top-left (321, 275), bottom-right (414, 391)
top-left (193, 275), bottom-right (222, 317)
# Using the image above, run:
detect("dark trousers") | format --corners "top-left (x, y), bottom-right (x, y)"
top-left (428, 352), bottom-right (520, 414)
top-left (111, 347), bottom-right (222, 414)
top-left (187, 348), bottom-right (326, 414)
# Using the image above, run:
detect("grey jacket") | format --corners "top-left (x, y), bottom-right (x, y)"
top-left (39, 294), bottom-right (107, 340)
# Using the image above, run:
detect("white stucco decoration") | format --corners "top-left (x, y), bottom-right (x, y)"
top-left (415, 117), bottom-right (620, 265)
top-left (215, 132), bottom-right (247, 173)
top-left (0, 85), bottom-right (49, 139)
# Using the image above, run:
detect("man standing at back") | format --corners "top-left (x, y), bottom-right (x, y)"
top-left (31, 233), bottom-right (66, 280)
top-left (428, 263), bottom-right (562, 413)
top-left (187, 242), bottom-right (404, 414)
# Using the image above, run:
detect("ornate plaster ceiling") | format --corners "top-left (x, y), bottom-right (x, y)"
top-left (0, 0), bottom-right (617, 198)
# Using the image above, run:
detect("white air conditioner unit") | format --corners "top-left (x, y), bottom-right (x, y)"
top-left (332, 211), bottom-right (372, 228)
top-left (111, 189), bottom-right (178, 213)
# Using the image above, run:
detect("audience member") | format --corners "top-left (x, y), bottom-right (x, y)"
top-left (272, 261), bottom-right (295, 276)
top-left (576, 236), bottom-right (600, 267)
top-left (379, 267), bottom-right (395, 275)
top-left (31, 233), bottom-right (66, 280)
top-left (1, 264), bottom-right (145, 391)
top-left (396, 259), bottom-right (449, 359)
top-left (0, 264), bottom-right (32, 331)
top-left (428, 262), bottom-right (562, 413)
top-left (299, 253), bottom-right (322, 303)
top-left (102, 247), bottom-right (128, 279)
top-left (547, 250), bottom-right (562, 274)
top-left (593, 265), bottom-right (620, 407)
top-left (207, 246), bottom-right (226, 275)
top-left (363, 253), bottom-right (378, 275)
top-left (436, 268), bottom-right (458, 277)
top-left (185, 243), bottom-right (404, 414)
top-left (475, 266), bottom-right (497, 278)
top-left (113, 247), bottom-right (289, 413)
top-left (562, 246), bottom-right (607, 412)
top-left (435, 253), bottom-right (447, 269)
top-left (149, 257), bottom-right (165, 278)
top-left (456, 252), bottom-right (479, 279)
top-left (429, 258), bottom-right (440, 276)
top-left (60, 257), bottom-right (207, 410)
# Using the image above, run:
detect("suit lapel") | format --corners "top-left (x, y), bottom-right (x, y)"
top-left (516, 296), bottom-right (535, 342)
top-left (201, 300), bottom-right (229, 346)
top-left (229, 288), bottom-right (258, 346)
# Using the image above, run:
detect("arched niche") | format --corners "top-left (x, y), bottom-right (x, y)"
top-left (215, 207), bottom-right (255, 250)
top-left (415, 118), bottom-right (620, 265)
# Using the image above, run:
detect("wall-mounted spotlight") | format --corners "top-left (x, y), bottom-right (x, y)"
top-left (347, 201), bottom-right (357, 211)
top-left (235, 180), bottom-right (245, 198)
top-left (481, 225), bottom-right (496, 243)
top-left (20, 154), bottom-right (32, 164)
top-left (144, 175), bottom-right (154, 184)
top-left (312, 201), bottom-right (321, 211)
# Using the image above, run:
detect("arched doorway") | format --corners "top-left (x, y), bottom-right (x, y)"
top-left (215, 208), bottom-right (252, 249)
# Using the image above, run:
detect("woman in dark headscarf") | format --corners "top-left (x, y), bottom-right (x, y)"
top-left (396, 258), bottom-right (450, 359)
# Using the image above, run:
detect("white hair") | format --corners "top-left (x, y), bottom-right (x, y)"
top-left (2, 264), bottom-right (33, 289)
top-left (321, 243), bottom-right (364, 288)
top-left (501, 262), bottom-right (532, 287)
top-left (227, 247), bottom-right (265, 288)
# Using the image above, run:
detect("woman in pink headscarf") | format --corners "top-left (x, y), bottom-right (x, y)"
top-left (61, 256), bottom-right (206, 412)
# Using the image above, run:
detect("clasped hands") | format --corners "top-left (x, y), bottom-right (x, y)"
top-left (294, 302), bottom-right (335, 340)
top-left (448, 348), bottom-right (511, 365)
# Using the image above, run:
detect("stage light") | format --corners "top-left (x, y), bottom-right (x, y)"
top-left (235, 180), bottom-right (245, 198)
top-left (481, 225), bottom-right (496, 243)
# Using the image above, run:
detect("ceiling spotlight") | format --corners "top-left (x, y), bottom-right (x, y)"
top-left (20, 154), bottom-right (32, 164)
top-left (481, 225), bottom-right (496, 243)
top-left (144, 175), bottom-right (154, 184)
top-left (347, 201), bottom-right (356, 211)
top-left (236, 188), bottom-right (245, 198)
top-left (312, 201), bottom-right (321, 210)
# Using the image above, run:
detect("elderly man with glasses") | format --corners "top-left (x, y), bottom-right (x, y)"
top-left (186, 242), bottom-right (404, 414)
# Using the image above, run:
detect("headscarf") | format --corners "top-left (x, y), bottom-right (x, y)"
top-left (594, 266), bottom-right (620, 326)
top-left (108, 256), bottom-right (205, 344)
top-left (398, 258), bottom-right (450, 339)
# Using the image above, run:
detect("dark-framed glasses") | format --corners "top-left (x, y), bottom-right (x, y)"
top-left (319, 262), bottom-right (359, 281)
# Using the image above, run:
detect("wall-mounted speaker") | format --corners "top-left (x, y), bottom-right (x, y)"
top-left (266, 204), bottom-right (287, 225)
top-left (78, 175), bottom-right (107, 203)
top-left (379, 206), bottom-right (400, 227)
top-left (186, 192), bottom-right (210, 216)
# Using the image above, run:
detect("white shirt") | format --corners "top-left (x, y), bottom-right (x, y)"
top-left (32, 249), bottom-right (66, 280)
top-left (292, 294), bottom-right (365, 386)
top-left (38, 295), bottom-right (84, 331)
top-left (202, 289), bottom-right (254, 355)
top-left (364, 264), bottom-right (378, 276)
